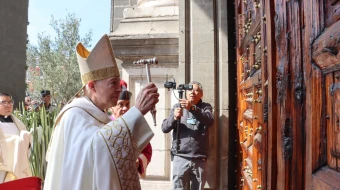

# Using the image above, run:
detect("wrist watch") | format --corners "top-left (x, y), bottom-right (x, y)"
top-left (190, 105), bottom-right (196, 111)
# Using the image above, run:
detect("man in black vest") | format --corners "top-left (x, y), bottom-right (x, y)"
top-left (162, 81), bottom-right (214, 190)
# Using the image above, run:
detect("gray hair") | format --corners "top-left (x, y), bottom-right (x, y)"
top-left (189, 81), bottom-right (203, 92)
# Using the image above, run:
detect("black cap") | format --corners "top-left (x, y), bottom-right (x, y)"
top-left (41, 90), bottom-right (51, 97)
top-left (118, 80), bottom-right (131, 100)
top-left (118, 90), bottom-right (132, 100)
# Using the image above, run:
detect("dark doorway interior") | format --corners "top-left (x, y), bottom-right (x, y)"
top-left (226, 0), bottom-right (238, 189)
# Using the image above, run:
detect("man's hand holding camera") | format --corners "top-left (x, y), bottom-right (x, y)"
top-left (179, 99), bottom-right (193, 110)
top-left (174, 99), bottom-right (193, 120)
top-left (173, 108), bottom-right (182, 120)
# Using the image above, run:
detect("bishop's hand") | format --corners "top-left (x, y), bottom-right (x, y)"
top-left (135, 83), bottom-right (159, 115)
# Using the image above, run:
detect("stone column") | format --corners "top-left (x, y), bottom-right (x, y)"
top-left (216, 0), bottom-right (230, 189)
top-left (0, 0), bottom-right (28, 107)
top-left (186, 0), bottom-right (217, 188)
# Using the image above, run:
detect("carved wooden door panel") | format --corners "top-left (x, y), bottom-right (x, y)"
top-left (235, 0), bottom-right (340, 189)
top-left (310, 15), bottom-right (340, 189)
top-left (235, 0), bottom-right (268, 189)
top-left (305, 0), bottom-right (340, 188)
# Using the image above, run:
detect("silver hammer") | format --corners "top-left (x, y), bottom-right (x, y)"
top-left (133, 57), bottom-right (158, 126)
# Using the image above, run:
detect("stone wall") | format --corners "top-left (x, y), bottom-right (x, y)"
top-left (111, 0), bottom-right (137, 32)
top-left (0, 0), bottom-right (28, 106)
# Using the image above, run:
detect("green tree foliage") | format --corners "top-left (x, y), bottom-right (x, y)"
top-left (26, 13), bottom-right (92, 104)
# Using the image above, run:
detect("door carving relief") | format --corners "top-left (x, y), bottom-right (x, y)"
top-left (235, 0), bottom-right (267, 189)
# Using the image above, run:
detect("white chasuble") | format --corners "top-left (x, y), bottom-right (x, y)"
top-left (0, 115), bottom-right (32, 182)
top-left (44, 97), bottom-right (154, 190)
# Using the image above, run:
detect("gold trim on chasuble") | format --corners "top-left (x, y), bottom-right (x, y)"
top-left (99, 119), bottom-right (141, 190)
top-left (4, 172), bottom-right (17, 182)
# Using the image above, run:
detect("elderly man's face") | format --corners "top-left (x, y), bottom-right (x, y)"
top-left (186, 84), bottom-right (203, 105)
top-left (111, 100), bottom-right (131, 119)
top-left (0, 95), bottom-right (14, 116)
top-left (94, 77), bottom-right (121, 109)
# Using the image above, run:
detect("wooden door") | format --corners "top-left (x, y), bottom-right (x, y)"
top-left (305, 0), bottom-right (340, 188)
top-left (265, 0), bottom-right (340, 189)
top-left (235, 0), bottom-right (272, 189)
top-left (234, 0), bottom-right (340, 189)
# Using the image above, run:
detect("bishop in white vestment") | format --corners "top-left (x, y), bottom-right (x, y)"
top-left (44, 96), bottom-right (153, 190)
top-left (44, 34), bottom-right (158, 190)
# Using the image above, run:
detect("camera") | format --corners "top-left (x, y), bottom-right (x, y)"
top-left (177, 84), bottom-right (193, 91)
top-left (164, 75), bottom-right (193, 91)
top-left (164, 75), bottom-right (176, 91)
top-left (164, 81), bottom-right (176, 90)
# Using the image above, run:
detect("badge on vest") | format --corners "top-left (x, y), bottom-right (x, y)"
top-left (186, 118), bottom-right (197, 125)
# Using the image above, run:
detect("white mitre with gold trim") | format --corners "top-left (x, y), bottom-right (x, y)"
top-left (76, 34), bottom-right (120, 86)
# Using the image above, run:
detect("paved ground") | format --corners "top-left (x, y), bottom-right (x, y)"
top-left (140, 179), bottom-right (172, 190)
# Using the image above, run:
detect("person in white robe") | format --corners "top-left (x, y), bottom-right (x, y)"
top-left (0, 93), bottom-right (32, 183)
top-left (44, 34), bottom-right (159, 190)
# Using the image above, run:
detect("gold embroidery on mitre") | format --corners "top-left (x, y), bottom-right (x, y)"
top-left (76, 34), bottom-right (120, 85)
top-left (81, 67), bottom-right (120, 85)
top-left (99, 120), bottom-right (141, 190)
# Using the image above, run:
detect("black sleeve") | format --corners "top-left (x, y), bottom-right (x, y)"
top-left (161, 104), bottom-right (180, 133)
top-left (190, 103), bottom-right (214, 127)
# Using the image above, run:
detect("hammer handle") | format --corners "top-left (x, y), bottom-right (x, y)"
top-left (146, 64), bottom-right (152, 83)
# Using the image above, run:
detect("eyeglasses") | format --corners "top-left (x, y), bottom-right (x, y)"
top-left (0, 100), bottom-right (14, 106)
